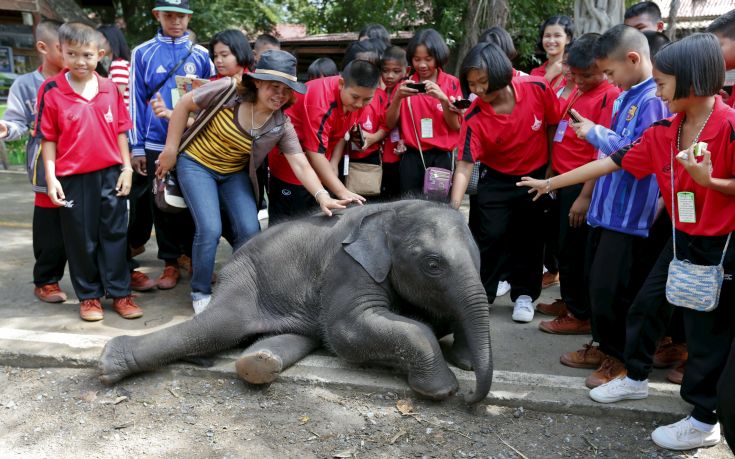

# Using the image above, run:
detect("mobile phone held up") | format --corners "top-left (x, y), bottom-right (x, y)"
top-left (452, 99), bottom-right (472, 109)
top-left (406, 82), bottom-right (427, 93)
top-left (349, 124), bottom-right (366, 150)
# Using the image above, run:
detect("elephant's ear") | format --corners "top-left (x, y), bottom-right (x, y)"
top-left (342, 209), bottom-right (396, 283)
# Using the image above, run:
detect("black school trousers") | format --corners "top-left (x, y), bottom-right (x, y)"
top-left (57, 166), bottom-right (130, 299)
top-left (718, 337), bottom-right (735, 451)
top-left (267, 175), bottom-right (316, 225)
top-left (144, 149), bottom-right (194, 262)
top-left (473, 165), bottom-right (546, 303)
top-left (32, 204), bottom-right (67, 287)
top-left (625, 231), bottom-right (735, 425)
top-left (587, 227), bottom-right (659, 360)
top-left (557, 184), bottom-right (589, 319)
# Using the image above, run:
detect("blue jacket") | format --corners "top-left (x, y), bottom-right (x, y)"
top-left (129, 30), bottom-right (214, 156)
top-left (585, 77), bottom-right (669, 237)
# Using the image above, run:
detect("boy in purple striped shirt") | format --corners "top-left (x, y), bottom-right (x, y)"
top-left (557, 25), bottom-right (670, 388)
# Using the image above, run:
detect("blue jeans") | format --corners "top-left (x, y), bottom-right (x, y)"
top-left (177, 154), bottom-right (260, 299)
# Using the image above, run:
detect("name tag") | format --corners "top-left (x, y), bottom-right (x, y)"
top-left (553, 120), bottom-right (568, 142)
top-left (343, 154), bottom-right (350, 176)
top-left (421, 118), bottom-right (433, 139)
top-left (677, 191), bottom-right (696, 223)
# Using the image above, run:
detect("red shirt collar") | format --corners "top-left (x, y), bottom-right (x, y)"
top-left (665, 96), bottom-right (731, 143)
top-left (56, 69), bottom-right (109, 96)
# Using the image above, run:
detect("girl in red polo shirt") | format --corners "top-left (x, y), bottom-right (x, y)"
top-left (519, 33), bottom-right (735, 452)
top-left (531, 15), bottom-right (574, 94)
top-left (450, 42), bottom-right (560, 323)
top-left (385, 28), bottom-right (462, 196)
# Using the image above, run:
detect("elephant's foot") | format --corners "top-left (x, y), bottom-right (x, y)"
top-left (407, 366), bottom-right (459, 400)
top-left (99, 336), bottom-right (137, 385)
top-left (444, 341), bottom-right (474, 371)
top-left (236, 350), bottom-right (283, 385)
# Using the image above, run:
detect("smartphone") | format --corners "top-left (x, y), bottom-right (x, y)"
top-left (569, 111), bottom-right (581, 123)
top-left (452, 99), bottom-right (472, 109)
top-left (406, 82), bottom-right (427, 93)
top-left (350, 124), bottom-right (366, 149)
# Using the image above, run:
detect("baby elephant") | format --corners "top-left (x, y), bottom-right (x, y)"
top-left (99, 200), bottom-right (493, 402)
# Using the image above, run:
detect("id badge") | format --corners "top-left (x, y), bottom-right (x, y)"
top-left (170, 88), bottom-right (180, 107)
top-left (343, 154), bottom-right (350, 176)
top-left (390, 127), bottom-right (400, 143)
top-left (553, 120), bottom-right (568, 142)
top-left (677, 191), bottom-right (696, 223)
top-left (420, 118), bottom-right (433, 139)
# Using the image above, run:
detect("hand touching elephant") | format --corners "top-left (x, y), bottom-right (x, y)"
top-left (99, 200), bottom-right (493, 403)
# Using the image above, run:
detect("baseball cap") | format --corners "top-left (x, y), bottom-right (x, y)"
top-left (153, 0), bottom-right (193, 14)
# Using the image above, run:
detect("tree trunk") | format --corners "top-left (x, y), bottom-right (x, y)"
top-left (667, 0), bottom-right (680, 41)
top-left (574, 0), bottom-right (624, 35)
top-left (451, 0), bottom-right (509, 76)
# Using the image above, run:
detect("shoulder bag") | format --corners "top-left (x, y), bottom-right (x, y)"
top-left (406, 96), bottom-right (453, 200)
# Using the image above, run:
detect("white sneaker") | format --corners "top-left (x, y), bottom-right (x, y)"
top-left (651, 417), bottom-right (721, 450)
top-left (192, 295), bottom-right (212, 315)
top-left (589, 376), bottom-right (648, 403)
top-left (496, 280), bottom-right (511, 297)
top-left (512, 295), bottom-right (534, 323)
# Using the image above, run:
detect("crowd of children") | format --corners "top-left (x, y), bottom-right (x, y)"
top-left (2, 0), bottom-right (735, 452)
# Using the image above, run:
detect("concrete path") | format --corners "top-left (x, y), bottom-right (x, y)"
top-left (0, 170), bottom-right (691, 422)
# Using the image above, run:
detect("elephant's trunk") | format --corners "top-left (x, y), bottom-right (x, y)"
top-left (458, 286), bottom-right (493, 404)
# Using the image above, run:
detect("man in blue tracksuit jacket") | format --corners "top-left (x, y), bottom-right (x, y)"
top-left (129, 0), bottom-right (214, 289)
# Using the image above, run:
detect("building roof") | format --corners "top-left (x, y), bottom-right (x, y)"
top-left (659, 0), bottom-right (733, 29)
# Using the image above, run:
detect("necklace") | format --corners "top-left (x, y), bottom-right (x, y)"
top-left (249, 104), bottom-right (274, 137)
top-left (676, 105), bottom-right (714, 151)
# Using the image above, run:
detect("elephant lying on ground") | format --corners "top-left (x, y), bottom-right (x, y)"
top-left (99, 200), bottom-right (493, 402)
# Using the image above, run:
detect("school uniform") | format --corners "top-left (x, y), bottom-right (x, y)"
top-left (610, 98), bottom-right (735, 425)
top-left (458, 76), bottom-right (560, 302)
top-left (37, 70), bottom-right (132, 299)
top-left (380, 85), bottom-right (402, 200)
top-left (530, 61), bottom-right (566, 93)
top-left (268, 75), bottom-right (360, 222)
top-left (397, 70), bottom-right (462, 195)
top-left (583, 77), bottom-right (669, 361)
top-left (551, 81), bottom-right (619, 320)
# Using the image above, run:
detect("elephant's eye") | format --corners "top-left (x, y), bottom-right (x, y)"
top-left (422, 255), bottom-right (444, 276)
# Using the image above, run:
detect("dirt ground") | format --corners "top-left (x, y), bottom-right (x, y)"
top-left (0, 366), bottom-right (732, 458)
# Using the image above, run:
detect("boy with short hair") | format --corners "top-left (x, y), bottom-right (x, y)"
top-left (0, 21), bottom-right (69, 304)
top-left (379, 46), bottom-right (407, 199)
top-left (707, 8), bottom-right (735, 108)
top-left (624, 1), bottom-right (664, 32)
top-left (38, 22), bottom-right (141, 321)
top-left (129, 0), bottom-right (214, 290)
top-left (267, 60), bottom-right (379, 222)
top-left (253, 34), bottom-right (280, 64)
top-left (538, 33), bottom-right (620, 333)
top-left (561, 25), bottom-right (669, 389)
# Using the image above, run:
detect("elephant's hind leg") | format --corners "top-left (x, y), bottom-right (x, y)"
top-left (236, 334), bottom-right (320, 384)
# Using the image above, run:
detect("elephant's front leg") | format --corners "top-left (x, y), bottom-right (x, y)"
top-left (235, 334), bottom-right (320, 384)
top-left (327, 306), bottom-right (458, 400)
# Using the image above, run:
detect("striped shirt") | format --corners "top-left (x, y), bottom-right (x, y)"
top-left (184, 107), bottom-right (252, 174)
top-left (585, 77), bottom-right (668, 237)
top-left (109, 58), bottom-right (130, 110)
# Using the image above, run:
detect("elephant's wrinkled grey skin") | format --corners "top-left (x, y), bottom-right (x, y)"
top-left (99, 200), bottom-right (493, 403)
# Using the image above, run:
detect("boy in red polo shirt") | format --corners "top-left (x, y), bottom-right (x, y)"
top-left (537, 34), bottom-right (619, 334)
top-left (267, 60), bottom-right (378, 223)
top-left (39, 22), bottom-right (142, 322)
top-left (707, 9), bottom-right (735, 108)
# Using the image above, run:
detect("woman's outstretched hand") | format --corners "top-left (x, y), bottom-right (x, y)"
top-left (517, 176), bottom-right (550, 201)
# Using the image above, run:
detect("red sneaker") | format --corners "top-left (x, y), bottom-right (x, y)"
top-left (539, 313), bottom-right (591, 335)
top-left (112, 295), bottom-right (143, 319)
top-left (536, 299), bottom-right (568, 316)
top-left (34, 283), bottom-right (68, 303)
top-left (79, 298), bottom-right (103, 321)
top-left (130, 270), bottom-right (157, 292)
top-left (542, 271), bottom-right (560, 289)
top-left (157, 264), bottom-right (180, 290)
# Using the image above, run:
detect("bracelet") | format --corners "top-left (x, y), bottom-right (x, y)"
top-left (121, 166), bottom-right (133, 172)
top-left (314, 189), bottom-right (329, 201)
top-left (545, 178), bottom-right (552, 194)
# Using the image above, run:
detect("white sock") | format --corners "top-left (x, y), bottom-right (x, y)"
top-left (623, 376), bottom-right (647, 388)
top-left (689, 417), bottom-right (716, 432)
